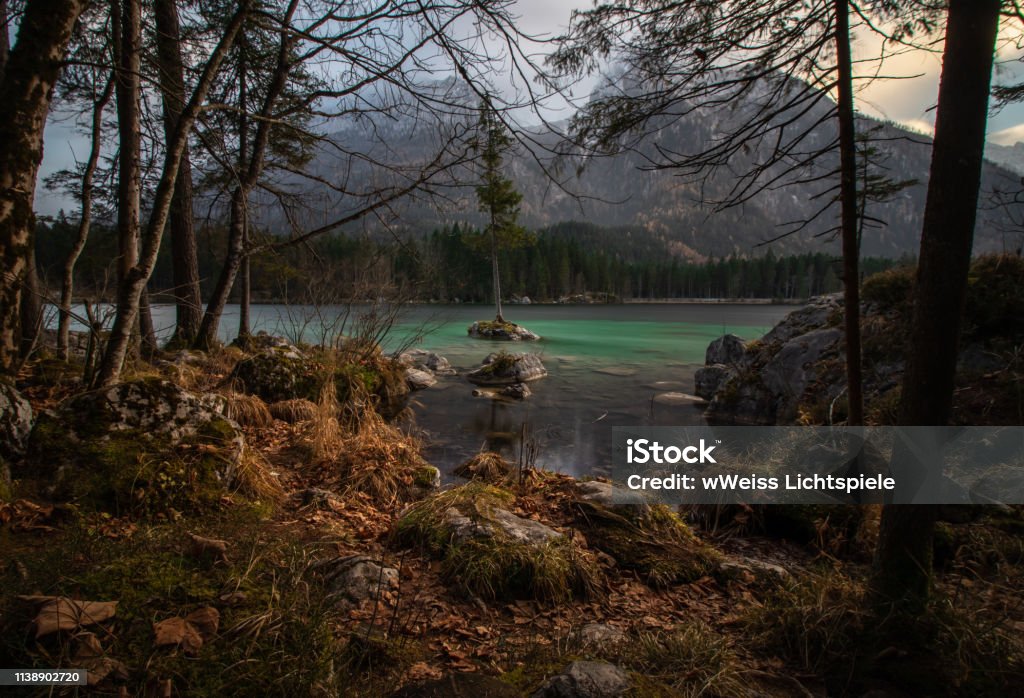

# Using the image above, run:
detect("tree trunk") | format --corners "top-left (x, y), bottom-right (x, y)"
top-left (491, 229), bottom-right (504, 322)
top-left (238, 223), bottom-right (252, 340)
top-left (95, 0), bottom-right (251, 387)
top-left (237, 52), bottom-right (251, 342)
top-left (0, 0), bottom-right (87, 377)
top-left (194, 188), bottom-right (246, 351)
top-left (58, 76), bottom-right (114, 360)
top-left (18, 245), bottom-right (42, 360)
top-left (0, 0), bottom-right (10, 80)
top-left (154, 0), bottom-right (202, 346)
top-left (113, 0), bottom-right (144, 358)
top-left (834, 0), bottom-right (862, 426)
top-left (871, 0), bottom-right (1001, 612)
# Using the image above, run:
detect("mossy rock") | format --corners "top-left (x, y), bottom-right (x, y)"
top-left (394, 484), bottom-right (601, 602)
top-left (230, 346), bottom-right (410, 419)
top-left (572, 500), bottom-right (720, 587)
top-left (468, 320), bottom-right (540, 341)
top-left (0, 382), bottom-right (33, 460)
top-left (24, 378), bottom-right (242, 515)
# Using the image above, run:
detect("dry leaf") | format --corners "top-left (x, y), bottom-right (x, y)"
top-left (188, 533), bottom-right (228, 561)
top-left (406, 661), bottom-right (443, 682)
top-left (19, 596), bottom-right (117, 638)
top-left (153, 607), bottom-right (220, 655)
top-left (72, 632), bottom-right (128, 686)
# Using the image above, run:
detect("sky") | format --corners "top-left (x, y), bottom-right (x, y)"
top-left (32, 0), bottom-right (1024, 216)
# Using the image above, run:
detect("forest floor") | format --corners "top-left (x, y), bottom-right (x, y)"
top-left (2, 349), bottom-right (1024, 697)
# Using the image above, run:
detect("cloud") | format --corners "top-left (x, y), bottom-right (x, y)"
top-left (989, 123), bottom-right (1024, 146)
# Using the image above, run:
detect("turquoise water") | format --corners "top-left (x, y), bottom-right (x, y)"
top-left (145, 302), bottom-right (790, 475)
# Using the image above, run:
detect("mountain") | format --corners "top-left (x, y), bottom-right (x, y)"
top-left (262, 78), bottom-right (1024, 260)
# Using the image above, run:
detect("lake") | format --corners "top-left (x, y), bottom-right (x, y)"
top-left (138, 303), bottom-right (791, 476)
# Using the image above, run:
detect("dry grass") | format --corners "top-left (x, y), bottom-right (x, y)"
top-left (233, 443), bottom-right (285, 502)
top-left (223, 392), bottom-right (273, 428)
top-left (269, 398), bottom-right (318, 424)
top-left (453, 451), bottom-right (511, 482)
top-left (338, 409), bottom-right (431, 506)
top-left (307, 379), bottom-right (343, 461)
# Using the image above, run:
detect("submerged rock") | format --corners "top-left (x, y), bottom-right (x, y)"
top-left (531, 661), bottom-right (630, 698)
top-left (399, 349), bottom-right (456, 375)
top-left (652, 391), bottom-right (703, 406)
top-left (466, 352), bottom-right (547, 386)
top-left (405, 368), bottom-right (437, 391)
top-left (468, 320), bottom-right (540, 341)
top-left (0, 383), bottom-right (33, 460)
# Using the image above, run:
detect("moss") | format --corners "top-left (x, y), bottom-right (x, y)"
top-left (412, 465), bottom-right (440, 489)
top-left (572, 501), bottom-right (720, 587)
top-left (862, 265), bottom-right (915, 313)
top-left (393, 484), bottom-right (600, 602)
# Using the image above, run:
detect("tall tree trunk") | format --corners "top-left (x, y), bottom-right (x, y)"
top-left (834, 0), bottom-right (862, 426)
top-left (18, 245), bottom-right (41, 360)
top-left (113, 0), bottom-right (146, 358)
top-left (154, 0), bottom-right (202, 346)
top-left (59, 76), bottom-right (115, 360)
top-left (0, 0), bottom-right (87, 377)
top-left (491, 230), bottom-right (503, 322)
top-left (0, 0), bottom-right (10, 80)
top-left (194, 188), bottom-right (246, 351)
top-left (236, 53), bottom-right (251, 342)
top-left (95, 0), bottom-right (251, 387)
top-left (871, 0), bottom-right (1001, 612)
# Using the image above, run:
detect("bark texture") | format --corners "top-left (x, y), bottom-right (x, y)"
top-left (0, 0), bottom-right (88, 376)
top-left (872, 0), bottom-right (1001, 612)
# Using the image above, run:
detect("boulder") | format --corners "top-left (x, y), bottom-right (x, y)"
top-left (761, 294), bottom-right (842, 345)
top-left (400, 349), bottom-right (456, 376)
top-left (0, 383), bottom-right (33, 460)
top-left (314, 554), bottom-right (398, 605)
top-left (761, 328), bottom-right (842, 405)
top-left (468, 320), bottom-right (540, 341)
top-left (406, 368), bottom-right (437, 391)
top-left (531, 661), bottom-right (630, 698)
top-left (26, 378), bottom-right (243, 511)
top-left (705, 333), bottom-right (746, 366)
top-left (229, 344), bottom-right (317, 403)
top-left (694, 364), bottom-right (732, 401)
top-left (467, 353), bottom-right (547, 386)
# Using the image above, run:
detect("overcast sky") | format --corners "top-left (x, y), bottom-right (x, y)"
top-left (34, 0), bottom-right (1024, 216)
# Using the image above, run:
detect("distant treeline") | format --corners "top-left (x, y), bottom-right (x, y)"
top-left (34, 217), bottom-right (903, 303)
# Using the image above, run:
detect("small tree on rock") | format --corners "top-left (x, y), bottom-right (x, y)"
top-left (471, 103), bottom-right (529, 322)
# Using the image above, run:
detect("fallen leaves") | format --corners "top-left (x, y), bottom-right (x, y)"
top-left (72, 632), bottom-right (129, 686)
top-left (153, 607), bottom-right (220, 655)
top-left (188, 533), bottom-right (228, 562)
top-left (19, 596), bottom-right (118, 638)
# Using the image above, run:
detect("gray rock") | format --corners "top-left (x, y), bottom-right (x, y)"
top-left (468, 321), bottom-right (541, 341)
top-left (400, 349), bottom-right (456, 376)
top-left (444, 506), bottom-right (559, 545)
top-left (705, 334), bottom-right (747, 366)
top-left (719, 556), bottom-right (791, 581)
top-left (0, 382), bottom-right (33, 459)
top-left (761, 327), bottom-right (842, 404)
top-left (406, 368), bottom-right (437, 391)
top-left (652, 391), bottom-right (703, 406)
top-left (499, 383), bottom-right (531, 400)
top-left (531, 661), bottom-right (630, 698)
top-left (467, 353), bottom-right (547, 386)
top-left (315, 554), bottom-right (398, 604)
top-left (762, 294), bottom-right (842, 345)
top-left (573, 623), bottom-right (626, 646)
top-left (694, 364), bottom-right (733, 401)
top-left (577, 481), bottom-right (647, 508)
